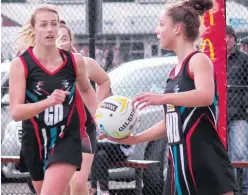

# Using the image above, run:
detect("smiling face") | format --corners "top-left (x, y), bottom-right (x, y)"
top-left (32, 10), bottom-right (59, 47)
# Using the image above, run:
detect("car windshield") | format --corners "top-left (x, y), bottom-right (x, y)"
top-left (108, 56), bottom-right (177, 98)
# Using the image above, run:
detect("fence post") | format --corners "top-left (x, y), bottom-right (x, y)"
top-left (87, 0), bottom-right (102, 88)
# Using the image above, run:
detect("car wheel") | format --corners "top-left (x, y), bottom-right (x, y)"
top-left (27, 177), bottom-right (36, 194)
top-left (142, 137), bottom-right (168, 195)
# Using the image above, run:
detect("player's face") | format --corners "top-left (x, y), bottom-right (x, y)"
top-left (240, 44), bottom-right (248, 53)
top-left (33, 11), bottom-right (59, 47)
top-left (57, 27), bottom-right (71, 51)
top-left (226, 34), bottom-right (236, 54)
top-left (155, 11), bottom-right (176, 50)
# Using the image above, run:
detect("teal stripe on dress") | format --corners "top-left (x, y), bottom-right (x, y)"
top-left (173, 146), bottom-right (182, 195)
top-left (26, 90), bottom-right (38, 102)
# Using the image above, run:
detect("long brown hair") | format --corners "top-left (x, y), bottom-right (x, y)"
top-left (166, 0), bottom-right (214, 42)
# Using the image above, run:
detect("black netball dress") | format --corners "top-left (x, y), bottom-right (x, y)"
top-left (19, 47), bottom-right (82, 181)
top-left (163, 51), bottom-right (237, 195)
top-left (75, 89), bottom-right (96, 154)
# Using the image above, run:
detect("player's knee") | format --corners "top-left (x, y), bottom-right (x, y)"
top-left (40, 191), bottom-right (53, 195)
top-left (41, 183), bottom-right (69, 195)
top-left (31, 180), bottom-right (43, 195)
top-left (70, 179), bottom-right (88, 193)
top-left (40, 189), bottom-right (63, 195)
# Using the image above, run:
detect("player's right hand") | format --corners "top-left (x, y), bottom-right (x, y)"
top-left (46, 89), bottom-right (70, 106)
top-left (98, 133), bottom-right (137, 145)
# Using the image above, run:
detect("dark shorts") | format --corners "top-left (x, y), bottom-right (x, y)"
top-left (81, 123), bottom-right (97, 154)
top-left (81, 105), bottom-right (97, 154)
top-left (163, 141), bottom-right (238, 195)
top-left (20, 112), bottom-right (82, 181)
top-left (20, 135), bottom-right (82, 181)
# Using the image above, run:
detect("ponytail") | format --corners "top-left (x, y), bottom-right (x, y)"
top-left (15, 22), bottom-right (35, 53)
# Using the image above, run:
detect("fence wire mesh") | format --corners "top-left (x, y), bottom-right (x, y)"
top-left (226, 1), bottom-right (248, 194)
top-left (1, 0), bottom-right (248, 195)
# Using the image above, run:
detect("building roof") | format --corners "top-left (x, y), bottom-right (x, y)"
top-left (1, 14), bottom-right (21, 27)
top-left (1, 3), bottom-right (163, 35)
top-left (1, 1), bottom-right (248, 36)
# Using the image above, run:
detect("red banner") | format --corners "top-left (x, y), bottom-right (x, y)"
top-left (201, 0), bottom-right (227, 148)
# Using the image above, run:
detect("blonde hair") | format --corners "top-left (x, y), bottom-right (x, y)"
top-left (16, 4), bottom-right (59, 53)
top-left (59, 21), bottom-right (77, 52)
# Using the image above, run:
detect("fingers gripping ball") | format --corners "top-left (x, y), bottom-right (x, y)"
top-left (95, 95), bottom-right (139, 139)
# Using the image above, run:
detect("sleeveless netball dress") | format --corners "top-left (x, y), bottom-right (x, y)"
top-left (19, 47), bottom-right (82, 181)
top-left (163, 51), bottom-right (237, 195)
top-left (75, 90), bottom-right (97, 154)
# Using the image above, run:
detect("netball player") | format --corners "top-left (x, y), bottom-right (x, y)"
top-left (101, 0), bottom-right (238, 194)
top-left (9, 5), bottom-right (97, 195)
top-left (57, 21), bottom-right (111, 195)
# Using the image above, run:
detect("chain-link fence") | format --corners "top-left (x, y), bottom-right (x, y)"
top-left (1, 0), bottom-right (248, 195)
top-left (226, 0), bottom-right (248, 194)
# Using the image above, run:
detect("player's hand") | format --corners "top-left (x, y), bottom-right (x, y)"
top-left (98, 133), bottom-right (137, 145)
top-left (97, 132), bottom-right (107, 140)
top-left (132, 93), bottom-right (165, 110)
top-left (56, 34), bottom-right (70, 50)
top-left (46, 89), bottom-right (70, 106)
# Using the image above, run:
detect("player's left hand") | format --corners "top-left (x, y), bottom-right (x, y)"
top-left (132, 93), bottom-right (164, 110)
